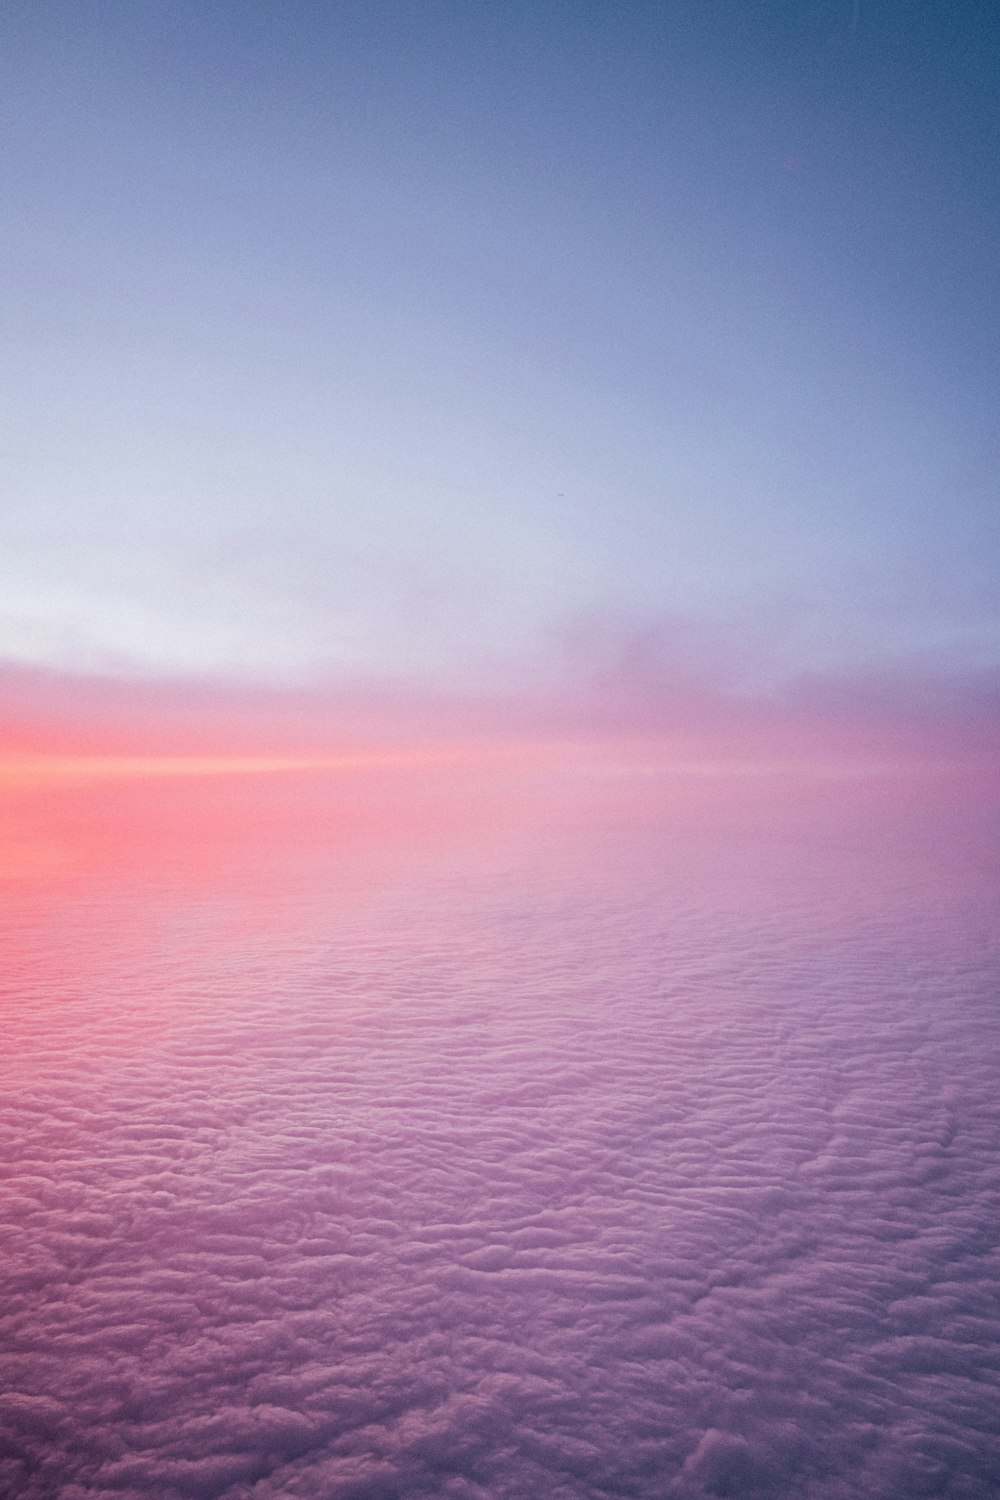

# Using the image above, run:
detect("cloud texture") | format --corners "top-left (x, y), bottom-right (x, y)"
top-left (1, 767), bottom-right (999, 1498)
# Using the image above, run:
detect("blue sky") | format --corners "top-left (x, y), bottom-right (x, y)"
top-left (2, 0), bottom-right (998, 692)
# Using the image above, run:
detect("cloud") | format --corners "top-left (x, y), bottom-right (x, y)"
top-left (1, 753), bottom-right (999, 1497)
top-left (1, 617), bottom-right (998, 774)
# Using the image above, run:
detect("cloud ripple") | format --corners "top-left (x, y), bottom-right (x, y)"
top-left (0, 777), bottom-right (998, 1499)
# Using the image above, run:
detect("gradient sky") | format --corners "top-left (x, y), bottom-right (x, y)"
top-left (3, 0), bottom-right (999, 697)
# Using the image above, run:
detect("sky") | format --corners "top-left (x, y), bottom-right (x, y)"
top-left (2, 0), bottom-right (999, 742)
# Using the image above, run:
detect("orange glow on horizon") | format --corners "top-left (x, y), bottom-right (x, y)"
top-left (0, 746), bottom-right (503, 788)
top-left (0, 735), bottom-right (985, 791)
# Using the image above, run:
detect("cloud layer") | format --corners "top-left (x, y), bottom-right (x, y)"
top-left (1, 769), bottom-right (998, 1498)
top-left (2, 653), bottom-right (998, 769)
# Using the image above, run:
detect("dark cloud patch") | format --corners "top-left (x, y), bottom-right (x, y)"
top-left (1, 780), bottom-right (999, 1498)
